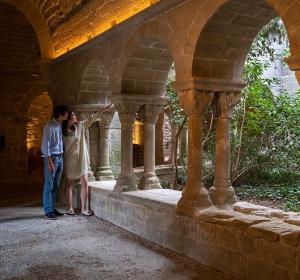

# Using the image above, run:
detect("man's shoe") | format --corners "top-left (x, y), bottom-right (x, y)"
top-left (45, 212), bottom-right (57, 220)
top-left (53, 209), bottom-right (64, 216)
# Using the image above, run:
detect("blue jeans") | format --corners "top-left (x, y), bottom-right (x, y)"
top-left (43, 155), bottom-right (63, 215)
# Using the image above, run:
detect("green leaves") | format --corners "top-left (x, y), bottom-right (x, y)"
top-left (165, 65), bottom-right (186, 125)
top-left (236, 183), bottom-right (300, 212)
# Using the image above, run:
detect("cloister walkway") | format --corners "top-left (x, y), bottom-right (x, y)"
top-left (0, 207), bottom-right (233, 280)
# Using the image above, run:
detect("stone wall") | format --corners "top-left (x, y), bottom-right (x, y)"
top-left (27, 93), bottom-right (53, 155)
top-left (90, 185), bottom-right (300, 280)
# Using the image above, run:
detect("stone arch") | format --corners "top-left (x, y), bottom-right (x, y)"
top-left (16, 83), bottom-right (49, 119)
top-left (79, 59), bottom-right (112, 104)
top-left (117, 20), bottom-right (175, 96)
top-left (179, 0), bottom-right (300, 81)
top-left (1, 0), bottom-right (54, 59)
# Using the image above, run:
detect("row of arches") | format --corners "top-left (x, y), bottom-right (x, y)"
top-left (1, 0), bottom-right (300, 207)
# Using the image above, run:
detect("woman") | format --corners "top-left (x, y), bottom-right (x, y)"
top-left (62, 109), bottom-right (103, 216)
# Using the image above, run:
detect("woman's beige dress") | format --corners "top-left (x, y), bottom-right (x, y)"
top-left (63, 112), bottom-right (101, 180)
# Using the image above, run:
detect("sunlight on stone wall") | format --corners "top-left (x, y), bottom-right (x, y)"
top-left (54, 0), bottom-right (160, 57)
top-left (27, 93), bottom-right (53, 155)
top-left (133, 120), bottom-right (143, 145)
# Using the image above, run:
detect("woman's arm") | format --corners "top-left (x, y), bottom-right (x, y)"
top-left (82, 104), bottom-right (113, 128)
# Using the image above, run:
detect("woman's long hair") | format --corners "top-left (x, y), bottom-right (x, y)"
top-left (62, 110), bottom-right (76, 136)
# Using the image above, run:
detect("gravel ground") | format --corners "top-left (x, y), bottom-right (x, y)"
top-left (0, 207), bottom-right (234, 280)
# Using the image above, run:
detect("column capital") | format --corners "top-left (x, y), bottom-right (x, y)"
top-left (178, 89), bottom-right (214, 118)
top-left (216, 92), bottom-right (240, 119)
top-left (144, 104), bottom-right (163, 124)
top-left (115, 103), bottom-right (140, 125)
top-left (98, 110), bottom-right (115, 128)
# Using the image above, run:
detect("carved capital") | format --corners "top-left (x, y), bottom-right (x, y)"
top-left (115, 103), bottom-right (140, 126)
top-left (178, 89), bottom-right (214, 118)
top-left (217, 92), bottom-right (240, 119)
top-left (144, 105), bottom-right (163, 125)
top-left (98, 111), bottom-right (115, 128)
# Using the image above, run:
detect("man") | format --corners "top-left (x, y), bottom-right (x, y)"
top-left (41, 105), bottom-right (69, 220)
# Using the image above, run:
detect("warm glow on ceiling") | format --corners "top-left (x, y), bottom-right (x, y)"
top-left (54, 0), bottom-right (159, 58)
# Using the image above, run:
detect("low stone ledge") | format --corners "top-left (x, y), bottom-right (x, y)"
top-left (90, 183), bottom-right (300, 278)
top-left (248, 220), bottom-right (300, 246)
top-left (234, 201), bottom-right (300, 226)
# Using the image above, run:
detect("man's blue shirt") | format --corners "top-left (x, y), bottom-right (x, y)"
top-left (41, 119), bottom-right (63, 157)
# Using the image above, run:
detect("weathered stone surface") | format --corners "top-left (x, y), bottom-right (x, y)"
top-left (197, 207), bottom-right (236, 223)
top-left (247, 257), bottom-right (290, 280)
top-left (238, 232), bottom-right (259, 256)
top-left (258, 239), bottom-right (297, 270)
top-left (215, 226), bottom-right (238, 250)
top-left (249, 220), bottom-right (300, 244)
top-left (286, 216), bottom-right (300, 227)
top-left (213, 247), bottom-right (247, 280)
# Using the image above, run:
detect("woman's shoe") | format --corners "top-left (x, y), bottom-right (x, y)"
top-left (81, 210), bottom-right (93, 216)
top-left (66, 209), bottom-right (75, 215)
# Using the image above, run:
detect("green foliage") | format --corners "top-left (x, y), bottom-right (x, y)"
top-left (247, 17), bottom-right (287, 62)
top-left (165, 65), bottom-right (186, 125)
top-left (236, 183), bottom-right (300, 212)
top-left (230, 18), bottom-right (300, 186)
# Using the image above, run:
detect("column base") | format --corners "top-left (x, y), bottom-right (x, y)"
top-left (176, 181), bottom-right (212, 216)
top-left (209, 184), bottom-right (237, 207)
top-left (96, 166), bottom-right (114, 181)
top-left (113, 174), bottom-right (138, 192)
top-left (139, 172), bottom-right (162, 190)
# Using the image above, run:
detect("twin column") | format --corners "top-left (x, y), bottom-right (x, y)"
top-left (96, 110), bottom-right (115, 181)
top-left (113, 103), bottom-right (162, 192)
top-left (176, 89), bottom-right (240, 215)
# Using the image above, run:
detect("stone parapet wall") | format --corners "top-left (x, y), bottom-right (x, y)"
top-left (90, 184), bottom-right (300, 280)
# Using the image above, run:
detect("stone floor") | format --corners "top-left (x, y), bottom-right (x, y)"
top-left (0, 207), bottom-right (235, 280)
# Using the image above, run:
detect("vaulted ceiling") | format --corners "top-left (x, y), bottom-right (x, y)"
top-left (2, 0), bottom-right (161, 58)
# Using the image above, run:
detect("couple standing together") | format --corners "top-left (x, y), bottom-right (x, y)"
top-left (41, 105), bottom-right (102, 220)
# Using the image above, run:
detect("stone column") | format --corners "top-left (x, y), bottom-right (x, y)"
top-left (176, 89), bottom-right (213, 216)
top-left (155, 111), bottom-right (165, 165)
top-left (209, 92), bottom-right (240, 206)
top-left (96, 110), bottom-right (115, 181)
top-left (139, 105), bottom-right (162, 190)
top-left (113, 103), bottom-right (140, 192)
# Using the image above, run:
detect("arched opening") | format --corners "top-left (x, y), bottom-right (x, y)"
top-left (190, 0), bottom-right (300, 211)
top-left (116, 36), bottom-right (175, 189)
top-left (0, 2), bottom-right (44, 205)
top-left (121, 37), bottom-right (173, 95)
top-left (27, 92), bottom-right (53, 178)
top-left (121, 37), bottom-right (173, 166)
top-left (79, 60), bottom-right (112, 105)
top-left (192, 0), bottom-right (277, 80)
top-left (79, 60), bottom-right (115, 180)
